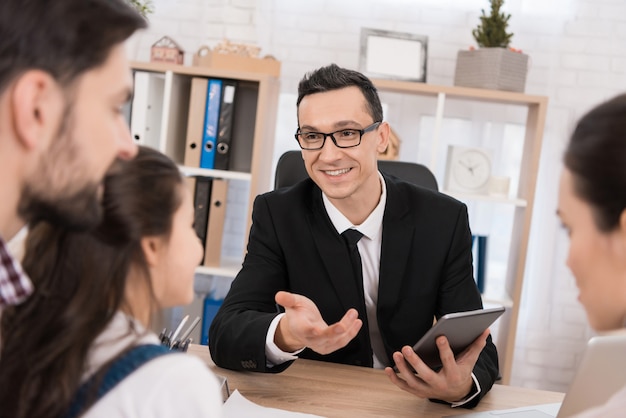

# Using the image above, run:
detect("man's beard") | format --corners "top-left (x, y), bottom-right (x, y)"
top-left (17, 102), bottom-right (104, 231)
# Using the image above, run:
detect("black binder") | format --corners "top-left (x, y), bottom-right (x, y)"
top-left (213, 80), bottom-right (238, 170)
top-left (193, 178), bottom-right (212, 262)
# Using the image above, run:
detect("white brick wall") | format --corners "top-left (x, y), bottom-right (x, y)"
top-left (132, 0), bottom-right (626, 393)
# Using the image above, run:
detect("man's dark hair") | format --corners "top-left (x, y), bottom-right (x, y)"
top-left (0, 0), bottom-right (146, 93)
top-left (297, 63), bottom-right (383, 123)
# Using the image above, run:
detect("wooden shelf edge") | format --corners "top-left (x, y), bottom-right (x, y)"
top-left (372, 78), bottom-right (548, 105)
top-left (130, 60), bottom-right (277, 83)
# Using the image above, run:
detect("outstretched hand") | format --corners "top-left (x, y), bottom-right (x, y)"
top-left (384, 329), bottom-right (490, 403)
top-left (274, 291), bottom-right (363, 355)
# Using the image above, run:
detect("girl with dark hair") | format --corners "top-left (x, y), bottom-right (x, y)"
top-left (0, 146), bottom-right (223, 417)
top-left (557, 94), bottom-right (626, 417)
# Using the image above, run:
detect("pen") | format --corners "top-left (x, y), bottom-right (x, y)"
top-left (178, 316), bottom-right (201, 343)
top-left (170, 314), bottom-right (189, 343)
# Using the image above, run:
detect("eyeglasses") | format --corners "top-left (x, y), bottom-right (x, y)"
top-left (294, 121), bottom-right (381, 150)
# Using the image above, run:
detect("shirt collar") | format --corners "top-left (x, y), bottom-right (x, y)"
top-left (322, 171), bottom-right (386, 241)
top-left (0, 235), bottom-right (33, 307)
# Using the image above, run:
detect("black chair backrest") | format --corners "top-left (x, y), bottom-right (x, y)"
top-left (274, 150), bottom-right (438, 191)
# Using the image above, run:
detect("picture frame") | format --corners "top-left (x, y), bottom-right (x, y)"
top-left (359, 28), bottom-right (428, 82)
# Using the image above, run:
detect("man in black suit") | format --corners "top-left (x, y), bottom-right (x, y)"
top-left (209, 64), bottom-right (499, 408)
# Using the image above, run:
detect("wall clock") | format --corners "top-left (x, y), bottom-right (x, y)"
top-left (444, 146), bottom-right (492, 194)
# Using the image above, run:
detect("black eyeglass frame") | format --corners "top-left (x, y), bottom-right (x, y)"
top-left (294, 121), bottom-right (382, 150)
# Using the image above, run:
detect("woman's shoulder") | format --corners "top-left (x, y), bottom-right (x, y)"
top-left (84, 352), bottom-right (223, 417)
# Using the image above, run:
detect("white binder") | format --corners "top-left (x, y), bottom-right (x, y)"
top-left (129, 70), bottom-right (165, 150)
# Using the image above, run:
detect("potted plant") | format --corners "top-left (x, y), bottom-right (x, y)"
top-left (127, 0), bottom-right (153, 18)
top-left (453, 0), bottom-right (529, 93)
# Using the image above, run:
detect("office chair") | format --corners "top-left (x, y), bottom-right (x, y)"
top-left (274, 150), bottom-right (438, 191)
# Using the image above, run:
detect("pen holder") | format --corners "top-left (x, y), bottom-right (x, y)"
top-left (160, 337), bottom-right (193, 352)
top-left (159, 315), bottom-right (201, 352)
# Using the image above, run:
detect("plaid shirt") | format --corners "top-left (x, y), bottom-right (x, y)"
top-left (0, 236), bottom-right (33, 307)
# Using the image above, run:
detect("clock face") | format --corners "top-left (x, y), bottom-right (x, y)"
top-left (452, 149), bottom-right (491, 190)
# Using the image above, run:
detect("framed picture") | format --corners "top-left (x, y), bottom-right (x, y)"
top-left (359, 28), bottom-right (428, 82)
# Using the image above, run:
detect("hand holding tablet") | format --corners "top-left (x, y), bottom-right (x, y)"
top-left (412, 306), bottom-right (505, 369)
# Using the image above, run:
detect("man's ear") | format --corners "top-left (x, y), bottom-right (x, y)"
top-left (376, 121), bottom-right (391, 154)
top-left (141, 236), bottom-right (164, 268)
top-left (11, 70), bottom-right (63, 150)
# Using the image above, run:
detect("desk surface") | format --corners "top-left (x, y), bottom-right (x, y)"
top-left (188, 344), bottom-right (564, 418)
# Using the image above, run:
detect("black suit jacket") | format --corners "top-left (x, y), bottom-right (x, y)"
top-left (209, 174), bottom-right (499, 407)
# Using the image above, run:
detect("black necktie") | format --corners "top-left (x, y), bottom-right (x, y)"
top-left (342, 230), bottom-right (389, 367)
top-left (342, 229), bottom-right (366, 304)
top-left (341, 228), bottom-right (373, 366)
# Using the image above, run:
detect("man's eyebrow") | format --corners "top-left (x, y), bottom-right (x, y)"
top-left (299, 121), bottom-right (361, 131)
top-left (333, 120), bottom-right (360, 127)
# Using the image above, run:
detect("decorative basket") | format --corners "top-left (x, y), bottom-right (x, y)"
top-left (453, 48), bottom-right (528, 93)
top-left (192, 45), bottom-right (281, 77)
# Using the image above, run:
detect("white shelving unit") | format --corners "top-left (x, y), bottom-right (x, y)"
top-left (130, 60), bottom-right (279, 261)
top-left (373, 78), bottom-right (548, 384)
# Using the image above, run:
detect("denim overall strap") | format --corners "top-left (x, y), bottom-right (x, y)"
top-left (65, 344), bottom-right (172, 418)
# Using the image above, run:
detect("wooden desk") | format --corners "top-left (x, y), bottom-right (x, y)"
top-left (188, 344), bottom-right (564, 418)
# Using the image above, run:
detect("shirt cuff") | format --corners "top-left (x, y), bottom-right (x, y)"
top-left (450, 372), bottom-right (481, 407)
top-left (265, 313), bottom-right (305, 368)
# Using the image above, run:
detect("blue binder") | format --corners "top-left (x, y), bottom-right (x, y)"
top-left (201, 296), bottom-right (223, 345)
top-left (199, 79), bottom-right (222, 169)
top-left (471, 235), bottom-right (488, 293)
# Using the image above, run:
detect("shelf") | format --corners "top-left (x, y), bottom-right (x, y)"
top-left (179, 166), bottom-right (252, 181)
top-left (482, 293), bottom-right (514, 309)
top-left (195, 257), bottom-right (243, 279)
top-left (372, 78), bottom-right (548, 106)
top-left (444, 190), bottom-right (528, 207)
top-left (130, 60), bottom-right (275, 84)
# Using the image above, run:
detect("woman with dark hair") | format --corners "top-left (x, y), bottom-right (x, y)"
top-left (0, 146), bottom-right (223, 417)
top-left (557, 94), bottom-right (626, 417)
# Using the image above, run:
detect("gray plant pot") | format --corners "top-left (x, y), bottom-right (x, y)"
top-left (453, 48), bottom-right (529, 93)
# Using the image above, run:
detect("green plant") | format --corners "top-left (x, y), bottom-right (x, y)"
top-left (127, 0), bottom-right (154, 18)
top-left (472, 0), bottom-right (513, 48)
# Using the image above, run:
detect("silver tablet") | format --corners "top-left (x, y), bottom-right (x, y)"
top-left (412, 306), bottom-right (505, 369)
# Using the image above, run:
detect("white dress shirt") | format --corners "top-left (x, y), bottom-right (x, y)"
top-left (265, 173), bottom-right (387, 367)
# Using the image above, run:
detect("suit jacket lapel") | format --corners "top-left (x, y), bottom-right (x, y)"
top-left (378, 176), bottom-right (416, 316)
top-left (306, 186), bottom-right (365, 314)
